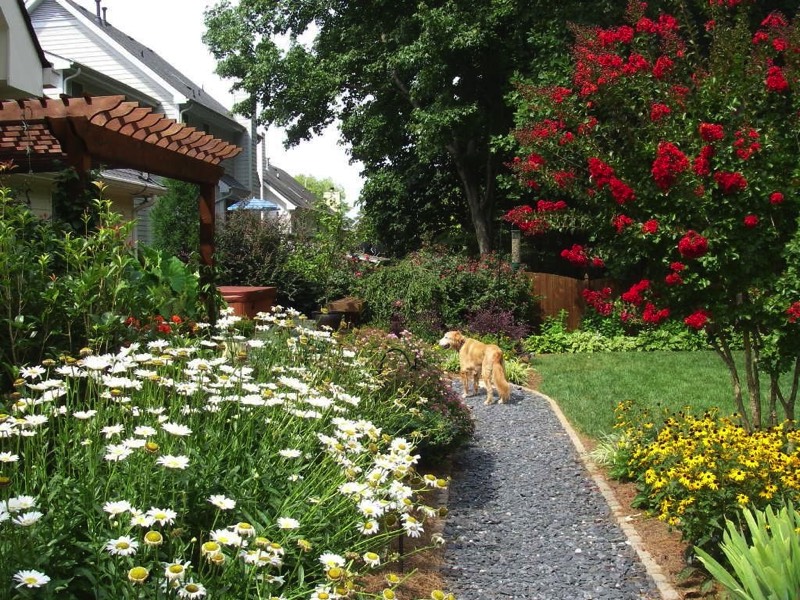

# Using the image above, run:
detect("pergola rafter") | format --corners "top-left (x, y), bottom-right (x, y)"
top-left (0, 95), bottom-right (243, 267)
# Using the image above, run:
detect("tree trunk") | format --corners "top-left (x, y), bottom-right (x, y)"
top-left (713, 337), bottom-right (752, 431)
top-left (449, 141), bottom-right (494, 254)
top-left (742, 329), bottom-right (762, 429)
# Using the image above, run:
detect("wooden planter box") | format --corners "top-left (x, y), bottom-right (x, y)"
top-left (326, 296), bottom-right (365, 326)
top-left (218, 286), bottom-right (277, 319)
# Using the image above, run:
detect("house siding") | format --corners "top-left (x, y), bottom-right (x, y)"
top-left (32, 0), bottom-right (180, 117)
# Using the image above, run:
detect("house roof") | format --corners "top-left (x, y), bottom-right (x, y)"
top-left (60, 0), bottom-right (239, 124)
top-left (263, 162), bottom-right (315, 210)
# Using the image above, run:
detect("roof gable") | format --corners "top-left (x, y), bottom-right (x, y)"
top-left (29, 0), bottom-right (239, 126)
top-left (263, 163), bottom-right (315, 210)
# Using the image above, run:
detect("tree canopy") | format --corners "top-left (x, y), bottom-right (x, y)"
top-left (203, 0), bottom-right (622, 255)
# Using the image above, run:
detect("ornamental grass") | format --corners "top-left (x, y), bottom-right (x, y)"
top-left (0, 307), bottom-right (465, 599)
top-left (612, 400), bottom-right (800, 558)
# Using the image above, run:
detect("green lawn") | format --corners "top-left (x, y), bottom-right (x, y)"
top-left (533, 351), bottom-right (742, 438)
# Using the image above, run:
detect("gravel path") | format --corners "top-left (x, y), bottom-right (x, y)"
top-left (441, 382), bottom-right (662, 600)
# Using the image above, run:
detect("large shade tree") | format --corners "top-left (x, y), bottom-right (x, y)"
top-left (203, 0), bottom-right (620, 254)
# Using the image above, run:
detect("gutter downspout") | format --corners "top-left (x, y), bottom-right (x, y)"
top-left (62, 66), bottom-right (82, 96)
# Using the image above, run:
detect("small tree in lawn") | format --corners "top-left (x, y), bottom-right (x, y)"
top-left (505, 0), bottom-right (800, 430)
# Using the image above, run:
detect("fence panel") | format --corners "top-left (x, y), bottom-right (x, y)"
top-left (524, 273), bottom-right (615, 331)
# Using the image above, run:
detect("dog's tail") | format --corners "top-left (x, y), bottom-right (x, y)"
top-left (493, 356), bottom-right (511, 403)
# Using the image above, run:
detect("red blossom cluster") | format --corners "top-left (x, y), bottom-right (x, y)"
top-left (650, 102), bottom-right (672, 122)
top-left (765, 66), bottom-right (789, 93)
top-left (665, 261), bottom-right (686, 286)
top-left (699, 122), bottom-right (724, 141)
top-left (733, 127), bottom-right (760, 160)
top-left (684, 309), bottom-right (711, 330)
top-left (641, 219), bottom-right (658, 234)
top-left (770, 191), bottom-right (784, 205)
top-left (582, 287), bottom-right (614, 316)
top-left (787, 301), bottom-right (800, 323)
top-left (588, 157), bottom-right (636, 204)
top-left (537, 199), bottom-right (568, 212)
top-left (642, 302), bottom-right (670, 324)
top-left (693, 145), bottom-right (715, 177)
top-left (714, 170), bottom-right (748, 194)
top-left (621, 279), bottom-right (650, 305)
top-left (612, 214), bottom-right (634, 233)
top-left (678, 230), bottom-right (709, 259)
top-left (652, 141), bottom-right (690, 190)
top-left (743, 214), bottom-right (759, 228)
top-left (560, 244), bottom-right (604, 268)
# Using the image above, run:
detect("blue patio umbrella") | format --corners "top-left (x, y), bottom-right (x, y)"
top-left (227, 198), bottom-right (280, 211)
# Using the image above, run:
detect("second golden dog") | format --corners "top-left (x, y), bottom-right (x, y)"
top-left (438, 330), bottom-right (511, 405)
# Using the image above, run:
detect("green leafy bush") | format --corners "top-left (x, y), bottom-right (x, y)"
top-left (0, 183), bottom-right (212, 389)
top-left (356, 246), bottom-right (537, 340)
top-left (696, 502), bottom-right (800, 599)
top-left (524, 311), bottom-right (710, 354)
top-left (349, 328), bottom-right (475, 459)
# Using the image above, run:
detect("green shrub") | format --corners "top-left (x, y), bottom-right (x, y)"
top-left (348, 327), bottom-right (475, 458)
top-left (356, 246), bottom-right (537, 340)
top-left (696, 502), bottom-right (800, 599)
top-left (524, 310), bottom-right (711, 354)
top-left (215, 209), bottom-right (295, 291)
top-left (0, 184), bottom-right (213, 389)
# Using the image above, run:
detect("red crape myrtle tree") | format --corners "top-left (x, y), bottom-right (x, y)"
top-left (506, 0), bottom-right (800, 430)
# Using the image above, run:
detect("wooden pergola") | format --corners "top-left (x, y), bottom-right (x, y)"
top-left (0, 95), bottom-right (242, 266)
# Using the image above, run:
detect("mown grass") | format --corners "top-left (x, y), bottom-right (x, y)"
top-left (533, 351), bottom-right (742, 438)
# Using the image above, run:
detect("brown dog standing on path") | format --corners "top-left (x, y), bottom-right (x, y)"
top-left (438, 330), bottom-right (511, 405)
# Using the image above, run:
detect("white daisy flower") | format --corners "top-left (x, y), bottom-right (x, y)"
top-left (22, 414), bottom-right (48, 427)
top-left (161, 422), bottom-right (192, 437)
top-left (133, 425), bottom-right (157, 437)
top-left (103, 500), bottom-right (132, 516)
top-left (276, 517), bottom-right (300, 530)
top-left (105, 535), bottom-right (139, 556)
top-left (146, 507), bottom-right (177, 526)
top-left (177, 581), bottom-right (207, 598)
top-left (359, 519), bottom-right (380, 535)
top-left (401, 515), bottom-right (424, 538)
top-left (101, 424), bottom-right (125, 439)
top-left (13, 569), bottom-right (50, 588)
top-left (207, 495), bottom-right (236, 510)
top-left (210, 528), bottom-right (243, 547)
top-left (278, 448), bottom-right (303, 459)
top-left (0, 451), bottom-right (19, 463)
top-left (7, 495), bottom-right (36, 512)
top-left (130, 511), bottom-right (155, 528)
top-left (104, 444), bottom-right (133, 462)
top-left (18, 365), bottom-right (46, 380)
top-left (73, 410), bottom-right (97, 420)
top-left (163, 560), bottom-right (190, 582)
top-left (318, 552), bottom-right (345, 568)
top-left (156, 455), bottom-right (190, 470)
top-left (363, 551), bottom-right (381, 567)
top-left (12, 511), bottom-right (44, 526)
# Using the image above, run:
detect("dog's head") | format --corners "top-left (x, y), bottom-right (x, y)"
top-left (438, 330), bottom-right (465, 350)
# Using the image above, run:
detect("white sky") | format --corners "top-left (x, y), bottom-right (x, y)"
top-left (71, 0), bottom-right (364, 210)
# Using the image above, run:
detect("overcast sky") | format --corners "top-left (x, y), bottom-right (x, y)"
top-left (71, 0), bottom-right (364, 210)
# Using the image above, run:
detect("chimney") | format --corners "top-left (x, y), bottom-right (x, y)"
top-left (102, 7), bottom-right (108, 25)
top-left (94, 0), bottom-right (101, 23)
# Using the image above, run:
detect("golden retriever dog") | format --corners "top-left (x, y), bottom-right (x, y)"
top-left (438, 330), bottom-right (510, 405)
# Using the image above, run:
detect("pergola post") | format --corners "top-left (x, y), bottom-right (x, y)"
top-left (199, 182), bottom-right (217, 321)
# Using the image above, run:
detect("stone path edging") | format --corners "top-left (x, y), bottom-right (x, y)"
top-left (534, 388), bottom-right (681, 600)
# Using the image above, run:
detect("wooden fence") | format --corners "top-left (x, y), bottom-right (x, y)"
top-left (524, 272), bottom-right (616, 331)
